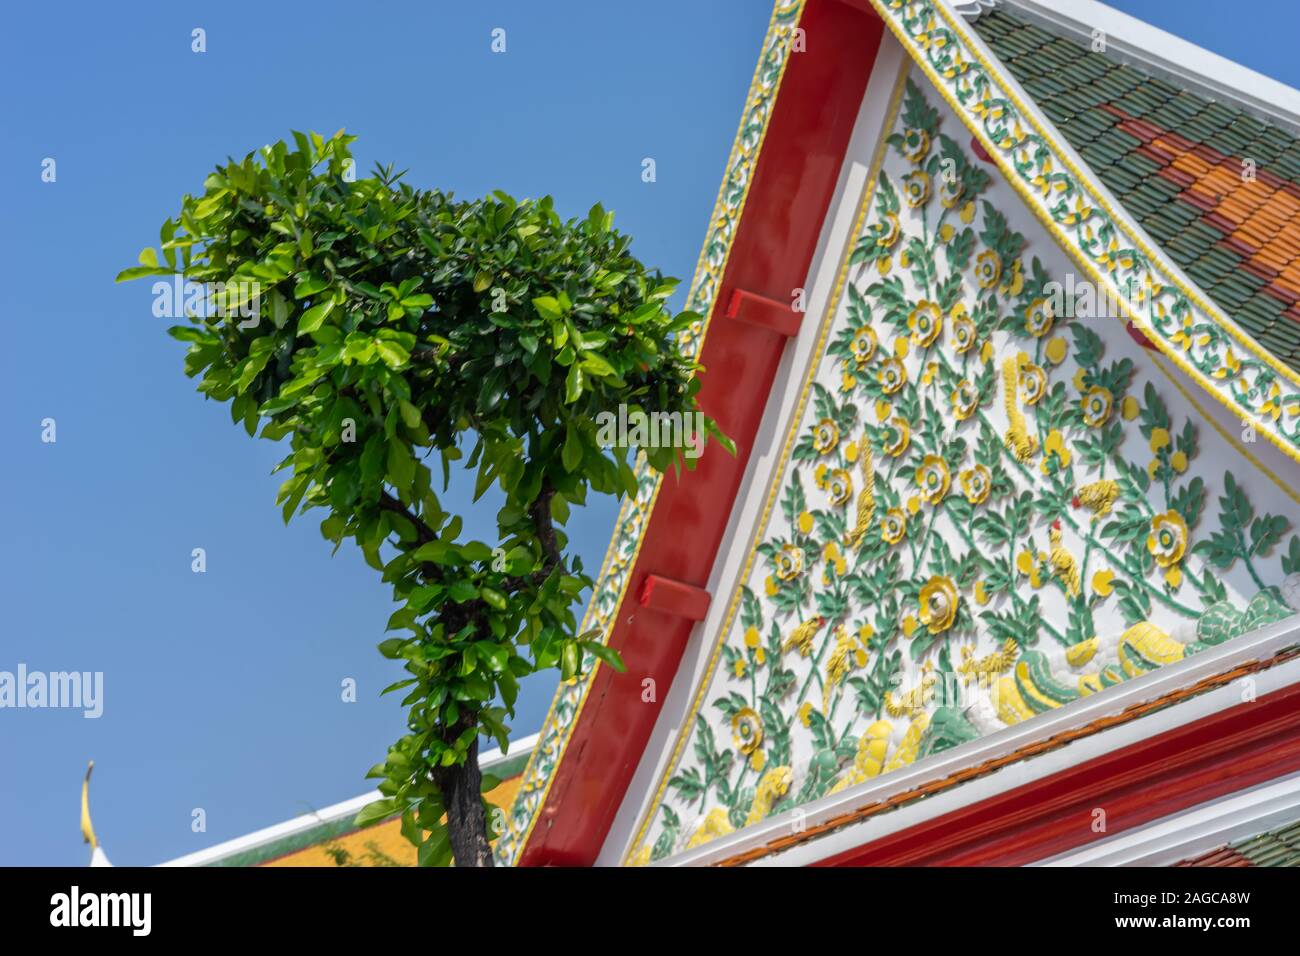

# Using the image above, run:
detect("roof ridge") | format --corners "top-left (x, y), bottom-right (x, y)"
top-left (966, 0), bottom-right (1300, 139)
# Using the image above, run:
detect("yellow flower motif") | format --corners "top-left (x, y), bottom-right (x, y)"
top-left (840, 371), bottom-right (856, 393)
top-left (903, 170), bottom-right (931, 207)
top-left (851, 325), bottom-right (878, 365)
top-left (950, 304), bottom-right (977, 354)
top-left (1001, 259), bottom-right (1025, 297)
top-left (732, 708), bottom-right (763, 755)
top-left (1148, 459), bottom-right (1160, 480)
top-left (845, 441), bottom-right (859, 463)
top-left (883, 416), bottom-right (911, 457)
top-left (1260, 382), bottom-right (1286, 422)
top-left (813, 418), bottom-right (840, 454)
top-left (775, 543), bottom-right (805, 580)
top-left (902, 127), bottom-right (930, 164)
top-left (1170, 315), bottom-right (1196, 352)
top-left (952, 380), bottom-right (980, 420)
top-left (938, 222), bottom-right (955, 243)
top-left (798, 701), bottom-right (814, 727)
top-left (1059, 194), bottom-right (1094, 226)
top-left (765, 575), bottom-right (778, 596)
top-left (1147, 510), bottom-right (1188, 568)
top-left (1171, 450), bottom-right (1188, 473)
top-left (1016, 548), bottom-right (1046, 588)
top-left (827, 468), bottom-right (853, 507)
top-left (814, 463), bottom-right (829, 487)
top-left (1092, 568), bottom-right (1115, 598)
top-left (797, 511), bottom-right (814, 535)
top-left (823, 540), bottom-right (847, 576)
top-left (877, 212), bottom-right (901, 250)
top-left (918, 576), bottom-right (959, 634)
top-left (1042, 429), bottom-right (1072, 473)
top-left (1023, 297), bottom-right (1054, 337)
top-left (907, 494), bottom-right (922, 515)
top-left (1020, 362), bottom-right (1048, 405)
top-left (1149, 427), bottom-right (1170, 452)
top-left (974, 580), bottom-right (990, 605)
top-left (960, 200), bottom-right (976, 224)
top-left (857, 623), bottom-right (875, 647)
top-left (1213, 347), bottom-right (1242, 380)
top-left (980, 340), bottom-right (994, 364)
top-left (939, 175), bottom-right (965, 210)
top-left (1081, 385), bottom-right (1113, 428)
top-left (733, 658), bottom-right (746, 678)
top-left (750, 750), bottom-right (766, 772)
top-left (1044, 336), bottom-right (1068, 365)
top-left (1073, 367), bottom-right (1089, 392)
top-left (915, 454), bottom-right (951, 504)
top-left (878, 357), bottom-right (908, 394)
top-left (975, 249), bottom-right (1001, 289)
top-left (881, 507), bottom-right (907, 545)
top-left (877, 254), bottom-right (892, 275)
top-left (744, 626), bottom-right (761, 649)
top-left (902, 614), bottom-right (918, 638)
top-left (1121, 395), bottom-right (1140, 420)
top-left (755, 647), bottom-right (766, 667)
top-left (960, 464), bottom-right (991, 505)
top-left (1164, 565), bottom-right (1183, 590)
top-left (908, 300), bottom-right (943, 348)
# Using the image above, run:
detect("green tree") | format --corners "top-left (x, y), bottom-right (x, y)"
top-left (119, 129), bottom-right (728, 866)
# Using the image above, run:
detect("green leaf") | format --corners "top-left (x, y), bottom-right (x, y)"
top-left (297, 299), bottom-right (335, 335)
top-left (581, 640), bottom-right (626, 673)
top-left (354, 797), bottom-right (399, 828)
top-left (532, 296), bottom-right (562, 321)
top-left (562, 422), bottom-right (582, 472)
top-left (564, 363), bottom-right (583, 404)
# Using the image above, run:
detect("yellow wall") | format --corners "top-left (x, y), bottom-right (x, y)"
top-left (262, 774), bottom-right (524, 867)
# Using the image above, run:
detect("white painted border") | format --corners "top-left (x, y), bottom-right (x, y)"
top-left (593, 34), bottom-right (910, 867)
top-left (157, 732), bottom-right (537, 867)
top-left (1038, 769), bottom-right (1300, 866)
top-left (659, 613), bottom-right (1300, 866)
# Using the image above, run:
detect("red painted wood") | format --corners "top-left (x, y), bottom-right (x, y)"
top-left (816, 679), bottom-right (1300, 867)
top-left (517, 0), bottom-right (886, 866)
top-left (639, 575), bottom-right (712, 622)
top-left (725, 288), bottom-right (803, 337)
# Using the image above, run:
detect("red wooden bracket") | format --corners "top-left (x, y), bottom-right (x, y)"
top-left (725, 288), bottom-right (803, 338)
top-left (638, 574), bottom-right (712, 621)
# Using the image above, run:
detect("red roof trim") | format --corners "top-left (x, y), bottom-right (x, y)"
top-left (516, 0), bottom-right (887, 866)
top-left (814, 678), bottom-right (1300, 867)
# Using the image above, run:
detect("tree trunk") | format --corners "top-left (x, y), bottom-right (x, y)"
top-left (439, 736), bottom-right (494, 867)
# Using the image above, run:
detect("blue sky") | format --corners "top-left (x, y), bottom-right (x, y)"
top-left (1, 0), bottom-right (1296, 867)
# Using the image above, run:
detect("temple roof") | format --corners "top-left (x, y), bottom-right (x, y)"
top-left (1176, 819), bottom-right (1300, 867)
top-left (972, 4), bottom-right (1300, 372)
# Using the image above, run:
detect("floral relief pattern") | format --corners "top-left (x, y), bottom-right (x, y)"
top-left (629, 72), bottom-right (1300, 864)
top-left (494, 0), bottom-right (807, 867)
top-left (868, 0), bottom-right (1300, 462)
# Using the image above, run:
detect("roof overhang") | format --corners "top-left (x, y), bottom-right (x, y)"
top-left (498, 0), bottom-right (890, 867)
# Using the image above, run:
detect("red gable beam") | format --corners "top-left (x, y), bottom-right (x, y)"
top-left (517, 0), bottom-right (886, 866)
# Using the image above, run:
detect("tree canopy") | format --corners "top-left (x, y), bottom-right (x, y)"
top-left (119, 129), bottom-right (728, 865)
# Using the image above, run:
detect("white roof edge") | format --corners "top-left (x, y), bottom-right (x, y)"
top-left (156, 732), bottom-right (539, 867)
top-left (660, 611), bottom-right (1300, 866)
top-left (969, 0), bottom-right (1300, 138)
